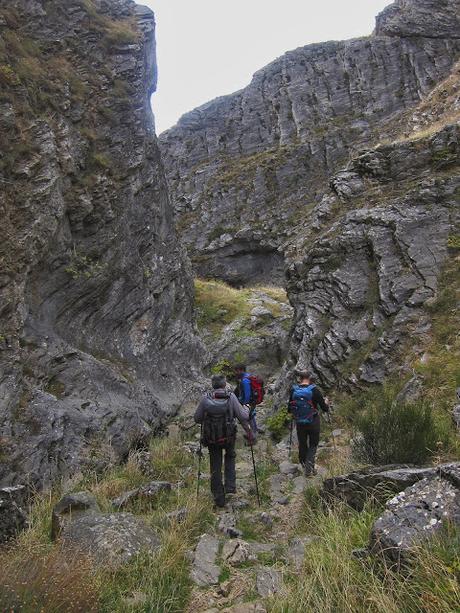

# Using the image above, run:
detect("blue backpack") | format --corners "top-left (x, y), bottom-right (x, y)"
top-left (290, 384), bottom-right (318, 424)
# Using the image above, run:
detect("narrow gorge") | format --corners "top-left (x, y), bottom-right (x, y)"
top-left (160, 0), bottom-right (460, 393)
top-left (0, 0), bottom-right (459, 611)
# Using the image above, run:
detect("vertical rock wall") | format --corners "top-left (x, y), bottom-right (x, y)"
top-left (159, 0), bottom-right (460, 286)
top-left (0, 0), bottom-right (201, 487)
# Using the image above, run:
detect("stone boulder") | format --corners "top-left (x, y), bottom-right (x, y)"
top-left (0, 485), bottom-right (28, 544)
top-left (256, 566), bottom-right (282, 597)
top-left (222, 539), bottom-right (253, 566)
top-left (111, 481), bottom-right (172, 509)
top-left (218, 513), bottom-right (243, 538)
top-left (51, 491), bottom-right (100, 540)
top-left (370, 469), bottom-right (460, 564)
top-left (322, 465), bottom-right (437, 510)
top-left (279, 461), bottom-right (301, 476)
top-left (61, 512), bottom-right (161, 566)
top-left (191, 534), bottom-right (220, 586)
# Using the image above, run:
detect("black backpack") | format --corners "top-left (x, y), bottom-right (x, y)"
top-left (201, 395), bottom-right (236, 447)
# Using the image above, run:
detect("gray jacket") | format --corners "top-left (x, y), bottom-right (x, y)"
top-left (194, 391), bottom-right (250, 433)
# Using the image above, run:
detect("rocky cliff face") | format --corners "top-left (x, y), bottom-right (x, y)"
top-left (160, 0), bottom-right (460, 286)
top-left (284, 121), bottom-right (459, 389)
top-left (0, 0), bottom-right (201, 487)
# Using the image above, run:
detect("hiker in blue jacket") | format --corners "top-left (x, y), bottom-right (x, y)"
top-left (234, 364), bottom-right (259, 436)
top-left (288, 370), bottom-right (329, 476)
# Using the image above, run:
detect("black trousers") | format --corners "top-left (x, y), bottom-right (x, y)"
top-left (208, 442), bottom-right (236, 506)
top-left (296, 415), bottom-right (320, 471)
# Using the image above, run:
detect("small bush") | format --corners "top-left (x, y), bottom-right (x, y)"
top-left (0, 64), bottom-right (20, 86)
top-left (266, 406), bottom-right (290, 442)
top-left (447, 234), bottom-right (460, 250)
top-left (352, 390), bottom-right (444, 465)
top-left (210, 358), bottom-right (234, 379)
top-left (65, 249), bottom-right (107, 280)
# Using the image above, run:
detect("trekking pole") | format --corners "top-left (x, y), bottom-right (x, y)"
top-left (325, 410), bottom-right (337, 452)
top-left (249, 438), bottom-right (261, 507)
top-left (288, 417), bottom-right (294, 460)
top-left (196, 424), bottom-right (203, 499)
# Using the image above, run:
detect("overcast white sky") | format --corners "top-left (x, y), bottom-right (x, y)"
top-left (143, 1), bottom-right (391, 134)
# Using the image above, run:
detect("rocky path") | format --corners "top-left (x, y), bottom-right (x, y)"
top-left (23, 397), bottom-right (458, 612)
top-left (184, 411), bottom-right (341, 613)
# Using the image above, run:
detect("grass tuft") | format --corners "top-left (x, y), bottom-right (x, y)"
top-left (0, 546), bottom-right (100, 613)
top-left (271, 489), bottom-right (460, 612)
top-left (194, 278), bottom-right (251, 335)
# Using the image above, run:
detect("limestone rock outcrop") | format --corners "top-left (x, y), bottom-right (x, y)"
top-left (322, 465), bottom-right (439, 511)
top-left (160, 0), bottom-right (460, 286)
top-left (375, 0), bottom-right (460, 39)
top-left (0, 0), bottom-right (201, 487)
top-left (284, 122), bottom-right (459, 388)
top-left (370, 463), bottom-right (460, 563)
top-left (51, 491), bottom-right (161, 566)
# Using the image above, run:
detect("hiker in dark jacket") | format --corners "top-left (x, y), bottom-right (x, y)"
top-left (194, 374), bottom-right (253, 508)
top-left (288, 370), bottom-right (329, 476)
top-left (234, 364), bottom-right (259, 436)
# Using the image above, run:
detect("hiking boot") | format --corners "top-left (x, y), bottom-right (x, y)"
top-left (304, 465), bottom-right (317, 477)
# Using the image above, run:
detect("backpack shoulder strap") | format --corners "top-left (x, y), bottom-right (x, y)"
top-left (226, 396), bottom-right (234, 421)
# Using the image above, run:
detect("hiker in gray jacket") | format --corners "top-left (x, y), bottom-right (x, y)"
top-left (194, 374), bottom-right (253, 508)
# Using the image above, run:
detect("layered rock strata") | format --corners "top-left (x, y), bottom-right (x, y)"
top-left (284, 122), bottom-right (459, 387)
top-left (0, 0), bottom-right (200, 487)
top-left (160, 0), bottom-right (460, 285)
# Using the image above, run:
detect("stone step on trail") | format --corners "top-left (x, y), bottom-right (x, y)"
top-left (218, 512), bottom-right (243, 538)
top-left (287, 535), bottom-right (319, 570)
top-left (269, 472), bottom-right (289, 504)
top-left (279, 460), bottom-right (302, 476)
top-left (222, 539), bottom-right (253, 566)
top-left (292, 475), bottom-right (307, 495)
top-left (255, 566), bottom-right (283, 597)
top-left (191, 534), bottom-right (221, 587)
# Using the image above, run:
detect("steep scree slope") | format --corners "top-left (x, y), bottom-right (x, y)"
top-left (159, 0), bottom-right (460, 286)
top-left (0, 0), bottom-right (201, 487)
